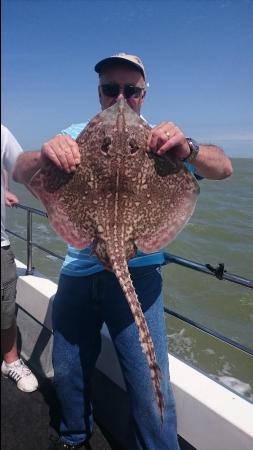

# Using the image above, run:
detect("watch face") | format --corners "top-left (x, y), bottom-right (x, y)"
top-left (189, 138), bottom-right (199, 151)
top-left (185, 138), bottom-right (199, 162)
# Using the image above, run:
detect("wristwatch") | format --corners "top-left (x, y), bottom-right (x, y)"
top-left (183, 138), bottom-right (200, 163)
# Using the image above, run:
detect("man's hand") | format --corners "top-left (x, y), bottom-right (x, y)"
top-left (5, 190), bottom-right (19, 207)
top-left (147, 121), bottom-right (233, 179)
top-left (147, 122), bottom-right (190, 160)
top-left (12, 135), bottom-right (81, 185)
top-left (40, 135), bottom-right (81, 173)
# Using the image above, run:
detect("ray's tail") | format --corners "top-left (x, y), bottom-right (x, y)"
top-left (109, 253), bottom-right (165, 423)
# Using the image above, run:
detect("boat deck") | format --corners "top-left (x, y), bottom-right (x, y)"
top-left (1, 375), bottom-right (124, 450)
top-left (1, 373), bottom-right (193, 450)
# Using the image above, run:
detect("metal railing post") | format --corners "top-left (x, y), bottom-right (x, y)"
top-left (26, 210), bottom-right (33, 275)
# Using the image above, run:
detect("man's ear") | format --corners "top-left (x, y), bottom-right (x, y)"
top-left (140, 90), bottom-right (146, 107)
top-left (98, 86), bottom-right (102, 104)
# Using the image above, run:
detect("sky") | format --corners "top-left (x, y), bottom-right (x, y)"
top-left (2, 0), bottom-right (253, 157)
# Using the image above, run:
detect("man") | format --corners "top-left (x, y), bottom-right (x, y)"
top-left (13, 54), bottom-right (232, 449)
top-left (1, 124), bottom-right (38, 393)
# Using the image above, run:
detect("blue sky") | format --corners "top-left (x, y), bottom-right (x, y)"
top-left (2, 0), bottom-right (253, 157)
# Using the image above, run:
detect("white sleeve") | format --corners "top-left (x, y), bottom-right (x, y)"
top-left (1, 125), bottom-right (23, 174)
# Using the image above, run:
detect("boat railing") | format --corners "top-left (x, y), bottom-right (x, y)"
top-left (6, 203), bottom-right (253, 356)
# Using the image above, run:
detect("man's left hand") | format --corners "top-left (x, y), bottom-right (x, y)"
top-left (147, 122), bottom-right (190, 160)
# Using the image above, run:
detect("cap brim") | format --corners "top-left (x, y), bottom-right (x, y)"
top-left (94, 57), bottom-right (145, 79)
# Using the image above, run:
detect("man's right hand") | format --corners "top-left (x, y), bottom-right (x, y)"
top-left (40, 135), bottom-right (81, 173)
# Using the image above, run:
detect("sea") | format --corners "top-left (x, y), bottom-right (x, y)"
top-left (6, 158), bottom-right (253, 402)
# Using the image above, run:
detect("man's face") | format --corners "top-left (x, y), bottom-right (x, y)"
top-left (98, 64), bottom-right (146, 114)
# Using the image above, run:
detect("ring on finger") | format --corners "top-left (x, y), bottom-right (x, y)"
top-left (165, 131), bottom-right (171, 139)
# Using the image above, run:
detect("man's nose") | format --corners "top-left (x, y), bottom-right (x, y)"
top-left (115, 91), bottom-right (125, 100)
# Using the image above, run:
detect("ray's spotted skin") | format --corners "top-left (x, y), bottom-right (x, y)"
top-left (29, 98), bottom-right (200, 421)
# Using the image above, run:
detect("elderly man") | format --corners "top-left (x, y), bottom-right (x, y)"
top-left (13, 53), bottom-right (232, 450)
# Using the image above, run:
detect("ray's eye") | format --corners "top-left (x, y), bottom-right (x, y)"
top-left (101, 136), bottom-right (111, 154)
top-left (129, 138), bottom-right (139, 155)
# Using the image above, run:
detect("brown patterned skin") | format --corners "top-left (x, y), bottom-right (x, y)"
top-left (29, 98), bottom-right (199, 422)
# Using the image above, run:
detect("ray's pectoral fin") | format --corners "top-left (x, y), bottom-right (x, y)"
top-left (135, 162), bottom-right (200, 253)
top-left (29, 165), bottom-right (93, 249)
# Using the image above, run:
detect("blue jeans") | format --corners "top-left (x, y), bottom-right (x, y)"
top-left (52, 266), bottom-right (180, 449)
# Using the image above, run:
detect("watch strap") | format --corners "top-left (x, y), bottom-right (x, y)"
top-left (183, 138), bottom-right (200, 163)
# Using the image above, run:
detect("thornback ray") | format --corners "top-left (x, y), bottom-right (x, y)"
top-left (29, 98), bottom-right (200, 422)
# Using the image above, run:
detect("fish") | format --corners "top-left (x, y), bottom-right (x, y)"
top-left (29, 98), bottom-right (200, 422)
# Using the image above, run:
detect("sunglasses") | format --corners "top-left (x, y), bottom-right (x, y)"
top-left (101, 83), bottom-right (145, 99)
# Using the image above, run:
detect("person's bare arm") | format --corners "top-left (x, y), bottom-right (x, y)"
top-left (3, 169), bottom-right (9, 190)
top-left (12, 151), bottom-right (41, 184)
top-left (13, 135), bottom-right (80, 184)
top-left (3, 169), bottom-right (19, 206)
top-left (190, 144), bottom-right (233, 179)
top-left (147, 122), bottom-right (233, 180)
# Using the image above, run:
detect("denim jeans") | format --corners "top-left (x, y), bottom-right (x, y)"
top-left (52, 266), bottom-right (180, 450)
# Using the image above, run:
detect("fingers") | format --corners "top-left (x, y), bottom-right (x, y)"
top-left (158, 133), bottom-right (183, 155)
top-left (147, 122), bottom-right (189, 158)
top-left (147, 122), bottom-right (168, 151)
top-left (5, 192), bottom-right (19, 207)
top-left (6, 198), bottom-right (17, 207)
top-left (41, 135), bottom-right (80, 173)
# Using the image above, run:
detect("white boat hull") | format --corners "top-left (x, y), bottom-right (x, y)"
top-left (15, 260), bottom-right (253, 450)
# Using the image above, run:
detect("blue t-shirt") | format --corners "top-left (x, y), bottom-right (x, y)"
top-left (60, 122), bottom-right (201, 277)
